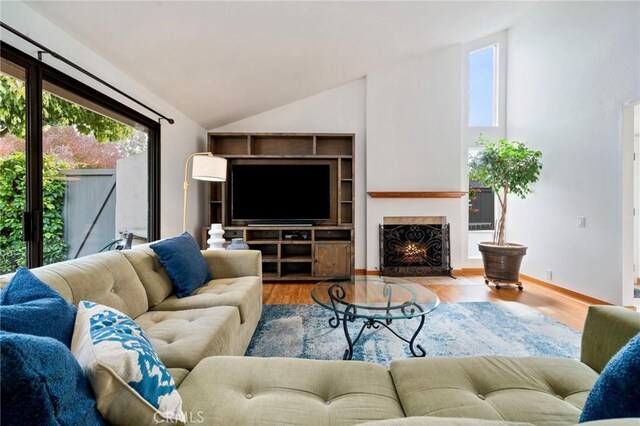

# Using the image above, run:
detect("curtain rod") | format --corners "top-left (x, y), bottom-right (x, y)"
top-left (1, 21), bottom-right (175, 125)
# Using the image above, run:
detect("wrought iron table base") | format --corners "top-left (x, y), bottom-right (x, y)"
top-left (328, 304), bottom-right (426, 360)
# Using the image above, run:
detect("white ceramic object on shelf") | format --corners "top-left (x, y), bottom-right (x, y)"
top-left (207, 223), bottom-right (225, 250)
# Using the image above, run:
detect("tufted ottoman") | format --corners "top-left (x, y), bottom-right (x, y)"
top-left (178, 356), bottom-right (406, 425)
top-left (390, 356), bottom-right (598, 425)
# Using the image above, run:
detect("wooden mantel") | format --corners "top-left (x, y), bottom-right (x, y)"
top-left (367, 191), bottom-right (467, 199)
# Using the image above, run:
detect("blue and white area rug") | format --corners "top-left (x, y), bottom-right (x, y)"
top-left (246, 302), bottom-right (581, 366)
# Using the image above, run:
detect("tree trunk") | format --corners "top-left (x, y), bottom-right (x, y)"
top-left (496, 186), bottom-right (508, 246)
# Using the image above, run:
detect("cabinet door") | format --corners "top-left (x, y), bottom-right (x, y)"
top-left (314, 243), bottom-right (352, 277)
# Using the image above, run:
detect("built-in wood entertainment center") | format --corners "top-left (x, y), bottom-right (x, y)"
top-left (202, 132), bottom-right (355, 281)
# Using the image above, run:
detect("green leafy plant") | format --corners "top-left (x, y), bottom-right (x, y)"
top-left (0, 152), bottom-right (69, 274)
top-left (468, 186), bottom-right (480, 214)
top-left (468, 136), bottom-right (542, 246)
top-left (0, 74), bottom-right (133, 142)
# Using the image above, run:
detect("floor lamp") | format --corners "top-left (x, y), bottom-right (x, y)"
top-left (183, 153), bottom-right (227, 232)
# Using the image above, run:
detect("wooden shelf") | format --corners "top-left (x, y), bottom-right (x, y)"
top-left (205, 132), bottom-right (355, 281)
top-left (367, 191), bottom-right (467, 199)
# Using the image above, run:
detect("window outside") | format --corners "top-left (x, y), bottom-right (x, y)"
top-left (468, 44), bottom-right (498, 127)
top-left (0, 60), bottom-right (27, 274)
top-left (0, 67), bottom-right (149, 274)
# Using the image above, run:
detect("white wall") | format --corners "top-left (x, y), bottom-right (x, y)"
top-left (213, 43), bottom-right (470, 272)
top-left (366, 44), bottom-right (465, 270)
top-left (211, 79), bottom-right (367, 269)
top-left (506, 1), bottom-right (640, 304)
top-left (1, 2), bottom-right (207, 241)
top-left (116, 153), bottom-right (147, 238)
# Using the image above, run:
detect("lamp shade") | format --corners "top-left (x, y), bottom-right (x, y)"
top-left (191, 155), bottom-right (227, 182)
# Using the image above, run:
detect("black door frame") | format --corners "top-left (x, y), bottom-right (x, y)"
top-left (1, 42), bottom-right (161, 268)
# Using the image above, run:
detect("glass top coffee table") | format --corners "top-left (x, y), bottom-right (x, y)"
top-left (310, 276), bottom-right (440, 360)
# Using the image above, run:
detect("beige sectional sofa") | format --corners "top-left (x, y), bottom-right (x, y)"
top-left (2, 245), bottom-right (639, 426)
top-left (176, 305), bottom-right (640, 426)
top-left (0, 245), bottom-right (264, 384)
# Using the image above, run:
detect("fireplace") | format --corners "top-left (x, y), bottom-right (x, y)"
top-left (379, 216), bottom-right (452, 277)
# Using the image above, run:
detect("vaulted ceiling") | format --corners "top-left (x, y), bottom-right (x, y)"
top-left (25, 1), bottom-right (536, 129)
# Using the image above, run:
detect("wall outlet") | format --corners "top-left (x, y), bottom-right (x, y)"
top-left (545, 269), bottom-right (553, 280)
top-left (577, 216), bottom-right (586, 228)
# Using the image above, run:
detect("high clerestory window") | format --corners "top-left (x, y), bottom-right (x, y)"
top-left (468, 44), bottom-right (498, 127)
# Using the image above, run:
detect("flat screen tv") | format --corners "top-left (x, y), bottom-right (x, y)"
top-left (231, 164), bottom-right (331, 224)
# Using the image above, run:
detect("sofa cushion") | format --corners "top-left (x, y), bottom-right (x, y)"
top-left (580, 306), bottom-right (640, 374)
top-left (390, 356), bottom-right (599, 425)
top-left (150, 232), bottom-right (212, 298)
top-left (6, 251), bottom-right (149, 318)
top-left (0, 268), bottom-right (77, 347)
top-left (168, 368), bottom-right (190, 388)
top-left (201, 249), bottom-right (263, 279)
top-left (151, 276), bottom-right (262, 324)
top-left (0, 266), bottom-right (74, 302)
top-left (580, 333), bottom-right (640, 422)
top-left (356, 417), bottom-right (535, 425)
top-left (0, 331), bottom-right (104, 426)
top-left (355, 418), bottom-right (640, 426)
top-left (122, 244), bottom-right (175, 307)
top-left (178, 356), bottom-right (405, 426)
top-left (135, 306), bottom-right (242, 369)
top-left (72, 301), bottom-right (184, 425)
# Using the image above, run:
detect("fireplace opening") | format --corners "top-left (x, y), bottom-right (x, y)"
top-left (379, 217), bottom-right (452, 277)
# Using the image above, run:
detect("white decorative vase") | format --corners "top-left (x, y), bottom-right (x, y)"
top-left (207, 223), bottom-right (225, 250)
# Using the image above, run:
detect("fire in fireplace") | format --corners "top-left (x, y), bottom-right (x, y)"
top-left (402, 242), bottom-right (427, 262)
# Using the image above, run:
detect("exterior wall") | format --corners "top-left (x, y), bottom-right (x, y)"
top-left (506, 1), bottom-right (640, 304)
top-left (116, 153), bottom-right (148, 239)
top-left (61, 169), bottom-right (115, 258)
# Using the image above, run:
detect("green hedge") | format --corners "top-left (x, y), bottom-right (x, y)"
top-left (0, 152), bottom-right (68, 274)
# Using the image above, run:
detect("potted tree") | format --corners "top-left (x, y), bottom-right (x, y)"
top-left (469, 136), bottom-right (542, 290)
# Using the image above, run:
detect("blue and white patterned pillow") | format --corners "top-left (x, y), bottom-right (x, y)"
top-left (71, 301), bottom-right (185, 425)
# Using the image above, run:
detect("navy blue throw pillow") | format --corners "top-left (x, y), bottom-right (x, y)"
top-left (580, 332), bottom-right (640, 422)
top-left (0, 332), bottom-right (104, 426)
top-left (150, 232), bottom-right (212, 298)
top-left (0, 268), bottom-right (77, 347)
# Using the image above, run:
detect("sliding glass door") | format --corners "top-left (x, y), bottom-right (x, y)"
top-left (0, 43), bottom-right (159, 274)
top-left (42, 81), bottom-right (151, 263)
top-left (0, 58), bottom-right (28, 274)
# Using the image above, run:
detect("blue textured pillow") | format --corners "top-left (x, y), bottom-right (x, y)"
top-left (580, 333), bottom-right (640, 422)
top-left (150, 232), bottom-right (212, 298)
top-left (0, 331), bottom-right (104, 426)
top-left (0, 268), bottom-right (77, 347)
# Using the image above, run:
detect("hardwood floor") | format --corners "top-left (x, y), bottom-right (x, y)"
top-left (263, 275), bottom-right (601, 331)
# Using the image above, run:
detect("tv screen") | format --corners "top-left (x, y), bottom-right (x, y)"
top-left (231, 164), bottom-right (331, 223)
